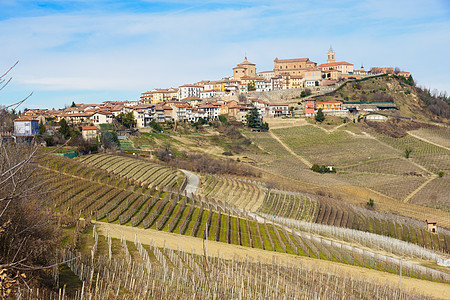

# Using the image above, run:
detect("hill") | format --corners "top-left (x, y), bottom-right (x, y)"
top-left (313, 74), bottom-right (449, 122)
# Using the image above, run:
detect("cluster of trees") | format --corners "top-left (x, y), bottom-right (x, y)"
top-left (311, 164), bottom-right (336, 174)
top-left (246, 106), bottom-right (269, 131)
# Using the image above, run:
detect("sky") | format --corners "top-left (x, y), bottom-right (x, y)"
top-left (0, 0), bottom-right (449, 109)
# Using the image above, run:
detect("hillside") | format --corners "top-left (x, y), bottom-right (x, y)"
top-left (313, 74), bottom-right (449, 122)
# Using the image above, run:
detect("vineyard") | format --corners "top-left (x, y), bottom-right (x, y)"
top-left (36, 155), bottom-right (449, 282)
top-left (24, 223), bottom-right (443, 299)
top-left (258, 189), bottom-right (450, 254)
top-left (198, 174), bottom-right (265, 211)
top-left (77, 153), bottom-right (186, 188)
top-left (271, 125), bottom-right (399, 168)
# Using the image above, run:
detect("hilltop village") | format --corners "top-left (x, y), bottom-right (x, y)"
top-left (11, 48), bottom-right (410, 136)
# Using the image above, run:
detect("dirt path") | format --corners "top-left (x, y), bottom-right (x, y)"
top-left (403, 175), bottom-right (438, 203)
top-left (408, 132), bottom-right (450, 151)
top-left (268, 130), bottom-right (312, 168)
top-left (180, 169), bottom-right (199, 197)
top-left (94, 221), bottom-right (450, 299)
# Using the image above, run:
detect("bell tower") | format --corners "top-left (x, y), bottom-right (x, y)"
top-left (327, 46), bottom-right (335, 64)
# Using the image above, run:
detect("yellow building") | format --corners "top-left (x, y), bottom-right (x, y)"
top-left (316, 100), bottom-right (342, 111)
top-left (233, 57), bottom-right (256, 80)
top-left (274, 57), bottom-right (317, 76)
top-left (141, 88), bottom-right (179, 104)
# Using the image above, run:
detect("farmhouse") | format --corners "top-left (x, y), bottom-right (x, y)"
top-left (426, 219), bottom-right (437, 233)
top-left (13, 116), bottom-right (39, 136)
top-left (81, 126), bottom-right (98, 141)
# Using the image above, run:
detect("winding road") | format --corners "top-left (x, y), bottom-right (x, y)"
top-left (180, 169), bottom-right (200, 197)
top-left (177, 166), bottom-right (449, 281)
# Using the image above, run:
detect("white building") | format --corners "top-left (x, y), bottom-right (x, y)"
top-left (178, 84), bottom-right (204, 99)
top-left (14, 116), bottom-right (39, 136)
top-left (91, 111), bottom-right (114, 125)
top-left (267, 103), bottom-right (290, 118)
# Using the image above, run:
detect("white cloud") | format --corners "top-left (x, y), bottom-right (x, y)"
top-left (0, 0), bottom-right (449, 108)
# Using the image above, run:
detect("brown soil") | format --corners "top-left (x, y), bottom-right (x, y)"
top-left (95, 221), bottom-right (450, 299)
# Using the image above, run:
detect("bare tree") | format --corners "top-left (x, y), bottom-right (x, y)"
top-left (0, 62), bottom-right (60, 297)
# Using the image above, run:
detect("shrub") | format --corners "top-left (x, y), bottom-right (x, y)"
top-left (367, 198), bottom-right (374, 208)
top-left (438, 171), bottom-right (444, 177)
top-left (405, 148), bottom-right (412, 158)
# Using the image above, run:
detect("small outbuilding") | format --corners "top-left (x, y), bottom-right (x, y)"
top-left (426, 219), bottom-right (437, 233)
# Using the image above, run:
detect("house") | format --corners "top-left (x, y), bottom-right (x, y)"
top-left (197, 103), bottom-right (221, 120)
top-left (200, 89), bottom-right (216, 99)
top-left (63, 112), bottom-right (94, 124)
top-left (316, 100), bottom-right (342, 112)
top-left (426, 219), bottom-right (437, 233)
top-left (81, 126), bottom-right (98, 141)
top-left (14, 116), bottom-right (39, 136)
top-left (304, 99), bottom-right (315, 117)
top-left (178, 84), bottom-right (203, 99)
top-left (257, 70), bottom-right (275, 81)
top-left (267, 103), bottom-right (289, 118)
top-left (91, 110), bottom-right (114, 125)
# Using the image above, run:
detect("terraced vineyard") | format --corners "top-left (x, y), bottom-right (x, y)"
top-left (257, 190), bottom-right (318, 222)
top-left (38, 155), bottom-right (448, 280)
top-left (259, 190), bottom-right (449, 254)
top-left (77, 153), bottom-right (186, 188)
top-left (199, 174), bottom-right (265, 212)
top-left (272, 126), bottom-right (399, 168)
top-left (375, 133), bottom-right (450, 174)
top-left (46, 225), bottom-right (440, 299)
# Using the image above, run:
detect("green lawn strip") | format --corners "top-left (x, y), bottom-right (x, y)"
top-left (366, 217), bottom-right (375, 234)
top-left (58, 264), bottom-right (83, 295)
top-left (249, 221), bottom-right (262, 249)
top-left (142, 245), bottom-right (162, 265)
top-left (219, 214), bottom-right (228, 243)
top-left (184, 208), bottom-right (200, 236)
top-left (162, 203), bottom-right (182, 231)
top-left (277, 229), bottom-right (296, 255)
top-left (289, 233), bottom-right (309, 257)
top-left (373, 218), bottom-right (381, 235)
top-left (267, 223), bottom-right (284, 253)
top-left (78, 226), bottom-right (95, 255)
top-left (150, 198), bottom-right (173, 230)
top-left (126, 240), bottom-right (145, 265)
top-left (230, 217), bottom-right (239, 245)
top-left (196, 210), bottom-right (211, 239)
top-left (258, 223), bottom-right (273, 251)
top-left (110, 238), bottom-right (124, 258)
top-left (387, 221), bottom-right (397, 238)
top-left (172, 204), bottom-right (190, 234)
top-left (395, 223), bottom-right (403, 242)
top-left (239, 219), bottom-right (250, 247)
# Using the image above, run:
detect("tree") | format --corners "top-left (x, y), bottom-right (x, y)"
top-left (315, 108), bottom-right (325, 122)
top-left (247, 81), bottom-right (256, 91)
top-left (58, 118), bottom-right (71, 139)
top-left (101, 131), bottom-right (119, 150)
top-left (0, 62), bottom-right (60, 296)
top-left (246, 106), bottom-right (261, 128)
top-left (38, 120), bottom-right (46, 135)
top-left (116, 111), bottom-right (136, 129)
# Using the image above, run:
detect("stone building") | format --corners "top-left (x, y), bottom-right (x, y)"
top-left (233, 57), bottom-right (256, 80)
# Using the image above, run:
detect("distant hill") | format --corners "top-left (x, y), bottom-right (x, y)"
top-left (314, 74), bottom-right (449, 122)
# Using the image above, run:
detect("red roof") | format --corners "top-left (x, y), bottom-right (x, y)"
top-left (14, 116), bottom-right (38, 122)
top-left (82, 126), bottom-right (97, 131)
top-left (318, 61), bottom-right (353, 67)
top-left (317, 100), bottom-right (342, 104)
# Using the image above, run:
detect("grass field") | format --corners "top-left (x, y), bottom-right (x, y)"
top-left (272, 126), bottom-right (399, 167)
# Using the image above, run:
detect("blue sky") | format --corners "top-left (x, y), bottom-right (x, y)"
top-left (1, 0), bottom-right (449, 109)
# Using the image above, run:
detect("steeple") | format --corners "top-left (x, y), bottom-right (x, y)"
top-left (327, 46), bottom-right (335, 64)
